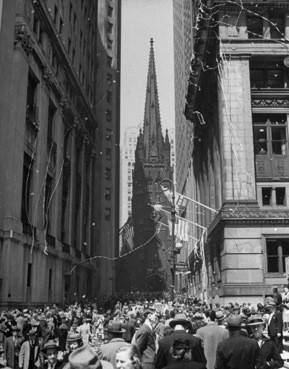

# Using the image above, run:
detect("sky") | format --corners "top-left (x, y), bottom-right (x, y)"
top-left (120, 0), bottom-right (175, 142)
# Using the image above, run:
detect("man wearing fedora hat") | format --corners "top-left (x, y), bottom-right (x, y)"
top-left (64, 344), bottom-right (113, 369)
top-left (195, 311), bottom-right (228, 369)
top-left (98, 321), bottom-right (128, 369)
top-left (215, 315), bottom-right (263, 369)
top-left (266, 299), bottom-right (283, 353)
top-left (19, 330), bottom-right (40, 369)
top-left (40, 340), bottom-right (63, 369)
top-left (155, 313), bottom-right (206, 369)
top-left (247, 315), bottom-right (283, 369)
top-left (133, 308), bottom-right (158, 369)
top-left (4, 326), bottom-right (22, 369)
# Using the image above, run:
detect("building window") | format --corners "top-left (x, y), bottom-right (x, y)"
top-left (44, 174), bottom-right (53, 232)
top-left (262, 187), bottom-right (272, 206)
top-left (59, 18), bottom-right (63, 35)
top-left (54, 6), bottom-right (58, 26)
top-left (108, 5), bottom-right (113, 17)
top-left (48, 268), bottom-right (52, 290)
top-left (107, 73), bottom-right (113, 86)
top-left (107, 22), bottom-right (113, 34)
top-left (106, 109), bottom-right (112, 122)
top-left (105, 208), bottom-right (111, 220)
top-left (276, 187), bottom-right (286, 205)
top-left (266, 238), bottom-right (289, 273)
top-left (106, 148), bottom-right (112, 160)
top-left (106, 128), bottom-right (112, 141)
top-left (105, 187), bottom-right (111, 200)
top-left (253, 114), bottom-right (287, 156)
top-left (107, 39), bottom-right (113, 50)
top-left (250, 60), bottom-right (285, 88)
top-left (68, 38), bottom-right (71, 56)
top-left (270, 14), bottom-right (285, 39)
top-left (27, 263), bottom-right (32, 287)
top-left (247, 15), bottom-right (263, 38)
top-left (105, 168), bottom-right (111, 180)
top-left (107, 91), bottom-right (112, 103)
top-left (21, 153), bottom-right (33, 223)
top-left (107, 56), bottom-right (113, 67)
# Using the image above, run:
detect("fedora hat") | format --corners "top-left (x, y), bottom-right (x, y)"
top-left (105, 321), bottom-right (125, 334)
top-left (192, 312), bottom-right (203, 320)
top-left (68, 344), bottom-right (113, 369)
top-left (226, 315), bottom-right (243, 328)
top-left (246, 315), bottom-right (265, 326)
top-left (42, 340), bottom-right (61, 354)
top-left (169, 313), bottom-right (191, 329)
top-left (265, 297), bottom-right (276, 308)
top-left (67, 333), bottom-right (82, 343)
top-left (215, 310), bottom-right (225, 321)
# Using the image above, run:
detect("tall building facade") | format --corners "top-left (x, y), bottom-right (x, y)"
top-left (96, 0), bottom-right (121, 295)
top-left (119, 125), bottom-right (140, 228)
top-left (174, 0), bottom-right (289, 306)
top-left (0, 0), bottom-right (120, 306)
top-left (116, 39), bottom-right (174, 293)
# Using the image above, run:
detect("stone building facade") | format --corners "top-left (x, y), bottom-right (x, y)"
top-left (0, 0), bottom-right (120, 306)
top-left (175, 0), bottom-right (289, 305)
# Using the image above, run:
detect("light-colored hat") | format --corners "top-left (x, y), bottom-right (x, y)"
top-left (169, 313), bottom-right (192, 329)
top-left (68, 344), bottom-right (113, 369)
top-left (246, 315), bottom-right (265, 326)
top-left (215, 311), bottom-right (225, 321)
top-left (227, 315), bottom-right (243, 328)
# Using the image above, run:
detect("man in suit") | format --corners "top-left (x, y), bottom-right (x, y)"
top-left (134, 308), bottom-right (158, 369)
top-left (155, 313), bottom-right (206, 369)
top-left (19, 330), bottom-right (40, 369)
top-left (39, 340), bottom-right (63, 369)
top-left (4, 326), bottom-right (22, 369)
top-left (98, 321), bottom-right (128, 368)
top-left (215, 315), bottom-right (263, 369)
top-left (247, 315), bottom-right (283, 369)
top-left (195, 310), bottom-right (228, 369)
top-left (266, 299), bottom-right (283, 353)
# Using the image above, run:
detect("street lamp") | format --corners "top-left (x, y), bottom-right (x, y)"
top-left (155, 178), bottom-right (178, 301)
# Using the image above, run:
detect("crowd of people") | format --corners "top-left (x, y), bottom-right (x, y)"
top-left (0, 286), bottom-right (289, 369)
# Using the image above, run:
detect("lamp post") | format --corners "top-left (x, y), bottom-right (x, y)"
top-left (156, 179), bottom-right (176, 301)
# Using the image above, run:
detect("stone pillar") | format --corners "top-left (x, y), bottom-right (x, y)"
top-left (218, 55), bottom-right (257, 202)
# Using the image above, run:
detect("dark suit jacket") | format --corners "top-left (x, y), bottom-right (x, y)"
top-left (134, 323), bottom-right (156, 365)
top-left (215, 332), bottom-right (263, 369)
top-left (268, 310), bottom-right (283, 337)
top-left (259, 336), bottom-right (283, 368)
top-left (155, 330), bottom-right (206, 369)
top-left (4, 336), bottom-right (22, 368)
top-left (163, 358), bottom-right (206, 369)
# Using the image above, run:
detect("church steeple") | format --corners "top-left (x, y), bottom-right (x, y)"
top-left (143, 38), bottom-right (164, 163)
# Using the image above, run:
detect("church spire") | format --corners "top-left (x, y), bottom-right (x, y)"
top-left (143, 38), bottom-right (164, 163)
